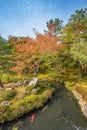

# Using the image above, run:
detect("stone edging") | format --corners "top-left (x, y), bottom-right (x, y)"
top-left (72, 90), bottom-right (87, 118)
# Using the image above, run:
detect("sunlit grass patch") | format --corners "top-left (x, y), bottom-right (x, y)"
top-left (75, 80), bottom-right (87, 101)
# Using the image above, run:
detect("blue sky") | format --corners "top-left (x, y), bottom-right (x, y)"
top-left (0, 0), bottom-right (87, 39)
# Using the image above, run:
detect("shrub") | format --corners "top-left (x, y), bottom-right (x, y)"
top-left (2, 74), bottom-right (12, 83)
top-left (42, 88), bottom-right (54, 99)
top-left (2, 89), bottom-right (17, 100)
top-left (0, 105), bottom-right (15, 123)
top-left (37, 81), bottom-right (52, 94)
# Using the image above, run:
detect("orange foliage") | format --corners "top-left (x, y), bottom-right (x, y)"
top-left (10, 61), bottom-right (24, 75)
top-left (9, 33), bottom-right (61, 74)
top-left (35, 33), bottom-right (58, 54)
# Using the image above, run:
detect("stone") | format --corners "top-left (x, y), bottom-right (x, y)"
top-left (29, 78), bottom-right (38, 87)
top-left (1, 101), bottom-right (10, 106)
top-left (23, 79), bottom-right (30, 85)
top-left (73, 90), bottom-right (87, 118)
top-left (31, 88), bottom-right (39, 94)
top-left (5, 88), bottom-right (13, 90)
top-left (41, 105), bottom-right (48, 112)
top-left (11, 81), bottom-right (21, 87)
top-left (83, 104), bottom-right (87, 116)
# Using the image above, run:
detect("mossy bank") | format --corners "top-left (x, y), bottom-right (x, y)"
top-left (0, 80), bottom-right (54, 123)
top-left (65, 79), bottom-right (87, 118)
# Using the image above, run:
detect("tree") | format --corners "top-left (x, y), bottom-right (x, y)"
top-left (70, 41), bottom-right (87, 78)
top-left (62, 8), bottom-right (87, 44)
top-left (46, 18), bottom-right (63, 35)
top-left (10, 34), bottom-right (58, 76)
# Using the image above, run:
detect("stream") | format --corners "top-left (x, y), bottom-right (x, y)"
top-left (1, 86), bottom-right (87, 130)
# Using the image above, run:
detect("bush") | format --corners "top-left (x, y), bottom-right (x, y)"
top-left (2, 74), bottom-right (12, 83)
top-left (2, 89), bottom-right (17, 100)
top-left (0, 105), bottom-right (15, 123)
top-left (37, 81), bottom-right (52, 94)
top-left (42, 88), bottom-right (54, 99)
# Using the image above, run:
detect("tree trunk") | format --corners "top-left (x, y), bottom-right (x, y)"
top-left (0, 79), bottom-right (4, 88)
top-left (34, 64), bottom-right (39, 77)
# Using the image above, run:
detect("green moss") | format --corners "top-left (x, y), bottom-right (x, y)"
top-left (0, 88), bottom-right (54, 123)
top-left (36, 81), bottom-right (52, 94)
top-left (12, 127), bottom-right (18, 130)
top-left (0, 89), bottom-right (17, 102)
top-left (75, 83), bottom-right (87, 101)
top-left (25, 85), bottom-right (33, 94)
top-left (42, 88), bottom-right (55, 99)
top-left (65, 81), bottom-right (76, 91)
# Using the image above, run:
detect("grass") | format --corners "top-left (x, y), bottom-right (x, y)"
top-left (65, 77), bottom-right (87, 103)
top-left (74, 79), bottom-right (87, 102)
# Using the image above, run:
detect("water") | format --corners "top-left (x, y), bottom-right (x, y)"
top-left (1, 86), bottom-right (87, 130)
